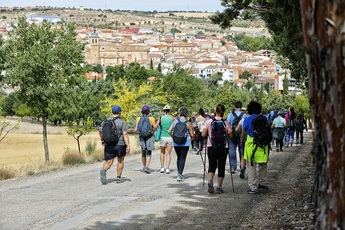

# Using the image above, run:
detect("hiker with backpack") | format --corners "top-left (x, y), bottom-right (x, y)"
top-left (226, 101), bottom-right (245, 174)
top-left (99, 105), bottom-right (130, 185)
top-left (271, 110), bottom-right (286, 152)
top-left (202, 104), bottom-right (232, 194)
top-left (295, 113), bottom-right (307, 144)
top-left (169, 106), bottom-right (195, 182)
top-left (195, 108), bottom-right (206, 154)
top-left (158, 105), bottom-right (174, 174)
top-left (136, 105), bottom-right (157, 174)
top-left (242, 101), bottom-right (271, 194)
top-left (235, 107), bottom-right (248, 179)
top-left (285, 107), bottom-right (296, 147)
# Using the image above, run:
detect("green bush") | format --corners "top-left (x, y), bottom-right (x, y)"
top-left (0, 167), bottom-right (16, 180)
top-left (85, 140), bottom-right (97, 156)
top-left (62, 150), bottom-right (85, 166)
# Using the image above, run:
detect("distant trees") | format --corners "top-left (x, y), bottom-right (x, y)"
top-left (226, 33), bottom-right (274, 52)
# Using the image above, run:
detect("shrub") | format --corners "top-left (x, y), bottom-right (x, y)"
top-left (0, 167), bottom-right (16, 180)
top-left (85, 150), bottom-right (103, 163)
top-left (85, 140), bottom-right (97, 156)
top-left (62, 150), bottom-right (85, 166)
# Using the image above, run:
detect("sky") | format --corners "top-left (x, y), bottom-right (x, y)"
top-left (0, 0), bottom-right (224, 12)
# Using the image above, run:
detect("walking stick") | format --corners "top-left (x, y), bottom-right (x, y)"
top-left (200, 138), bottom-right (207, 187)
top-left (228, 140), bottom-right (235, 193)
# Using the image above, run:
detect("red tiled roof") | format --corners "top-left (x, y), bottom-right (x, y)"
top-left (120, 28), bottom-right (140, 34)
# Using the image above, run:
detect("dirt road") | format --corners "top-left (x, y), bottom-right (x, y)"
top-left (0, 133), bottom-right (314, 230)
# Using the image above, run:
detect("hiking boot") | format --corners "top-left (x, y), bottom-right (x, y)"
top-left (240, 168), bottom-right (245, 179)
top-left (258, 184), bottom-right (269, 192)
top-left (100, 169), bottom-right (107, 185)
top-left (247, 189), bottom-right (257, 194)
top-left (160, 168), bottom-right (165, 173)
top-left (176, 174), bottom-right (183, 182)
top-left (208, 182), bottom-right (215, 194)
top-left (216, 187), bottom-right (224, 194)
top-left (165, 168), bottom-right (170, 174)
top-left (115, 176), bottom-right (123, 183)
top-left (145, 167), bottom-right (151, 174)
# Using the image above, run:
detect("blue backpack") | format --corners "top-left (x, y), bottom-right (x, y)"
top-left (137, 115), bottom-right (153, 140)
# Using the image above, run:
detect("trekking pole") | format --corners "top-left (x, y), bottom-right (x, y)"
top-left (199, 138), bottom-right (206, 187)
top-left (202, 139), bottom-right (207, 187)
top-left (228, 140), bottom-right (235, 193)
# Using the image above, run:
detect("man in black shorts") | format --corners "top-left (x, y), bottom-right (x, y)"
top-left (99, 105), bottom-right (130, 185)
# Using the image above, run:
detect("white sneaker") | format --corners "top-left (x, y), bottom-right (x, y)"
top-left (165, 168), bottom-right (170, 174)
top-left (160, 168), bottom-right (165, 173)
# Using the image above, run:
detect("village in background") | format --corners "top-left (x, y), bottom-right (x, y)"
top-left (0, 6), bottom-right (300, 95)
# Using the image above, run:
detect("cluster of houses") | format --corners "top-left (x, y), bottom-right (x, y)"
top-left (0, 13), bottom-right (300, 94)
top-left (81, 27), bottom-right (299, 93)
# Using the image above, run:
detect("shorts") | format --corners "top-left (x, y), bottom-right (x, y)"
top-left (104, 145), bottom-right (126, 161)
top-left (142, 149), bottom-right (152, 157)
top-left (160, 137), bottom-right (173, 147)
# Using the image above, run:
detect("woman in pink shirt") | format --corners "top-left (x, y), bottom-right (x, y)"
top-left (202, 104), bottom-right (232, 194)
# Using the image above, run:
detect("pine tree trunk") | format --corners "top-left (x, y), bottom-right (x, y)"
top-left (300, 1), bottom-right (345, 228)
top-left (42, 117), bottom-right (50, 162)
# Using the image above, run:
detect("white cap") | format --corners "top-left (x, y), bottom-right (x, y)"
top-left (163, 105), bottom-right (171, 110)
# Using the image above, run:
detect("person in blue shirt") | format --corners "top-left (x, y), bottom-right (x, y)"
top-left (242, 101), bottom-right (269, 194)
top-left (226, 101), bottom-right (245, 174)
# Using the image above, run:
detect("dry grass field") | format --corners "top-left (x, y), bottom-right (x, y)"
top-left (0, 120), bottom-right (142, 178)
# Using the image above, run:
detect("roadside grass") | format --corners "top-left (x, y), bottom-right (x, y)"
top-left (62, 149), bottom-right (86, 166)
top-left (0, 167), bottom-right (16, 180)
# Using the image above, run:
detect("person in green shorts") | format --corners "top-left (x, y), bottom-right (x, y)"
top-left (157, 105), bottom-right (174, 174)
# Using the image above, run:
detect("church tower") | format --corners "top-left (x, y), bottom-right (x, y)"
top-left (89, 28), bottom-right (100, 65)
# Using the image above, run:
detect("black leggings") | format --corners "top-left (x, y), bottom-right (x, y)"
top-left (207, 147), bottom-right (228, 178)
top-left (174, 146), bottom-right (189, 175)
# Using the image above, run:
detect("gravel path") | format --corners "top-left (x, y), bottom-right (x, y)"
top-left (0, 132), bottom-right (314, 230)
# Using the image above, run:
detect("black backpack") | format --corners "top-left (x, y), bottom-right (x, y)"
top-left (211, 118), bottom-right (227, 148)
top-left (172, 120), bottom-right (188, 144)
top-left (231, 112), bottom-right (244, 138)
top-left (102, 118), bottom-right (120, 145)
top-left (251, 114), bottom-right (272, 164)
top-left (137, 115), bottom-right (153, 140)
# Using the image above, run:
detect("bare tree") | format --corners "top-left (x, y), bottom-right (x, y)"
top-left (301, 1), bottom-right (345, 228)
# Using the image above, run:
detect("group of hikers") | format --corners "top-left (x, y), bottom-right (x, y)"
top-left (98, 101), bottom-right (308, 194)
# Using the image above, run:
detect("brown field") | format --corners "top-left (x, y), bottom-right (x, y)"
top-left (0, 132), bottom-right (141, 175)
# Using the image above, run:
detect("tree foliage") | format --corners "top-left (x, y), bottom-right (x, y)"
top-left (226, 33), bottom-right (274, 52)
top-left (66, 117), bottom-right (94, 154)
top-left (211, 0), bottom-right (305, 82)
top-left (101, 79), bottom-right (168, 126)
top-left (4, 17), bottom-right (85, 161)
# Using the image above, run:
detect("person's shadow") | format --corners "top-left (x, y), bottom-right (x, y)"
top-left (106, 177), bottom-right (132, 184)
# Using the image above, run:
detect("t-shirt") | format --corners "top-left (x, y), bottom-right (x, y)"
top-left (160, 114), bottom-right (173, 138)
top-left (101, 116), bottom-right (128, 146)
top-left (226, 109), bottom-right (244, 126)
top-left (203, 116), bottom-right (231, 148)
top-left (171, 117), bottom-right (191, 147)
top-left (273, 116), bottom-right (286, 128)
top-left (195, 115), bottom-right (206, 132)
top-left (243, 114), bottom-right (259, 137)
